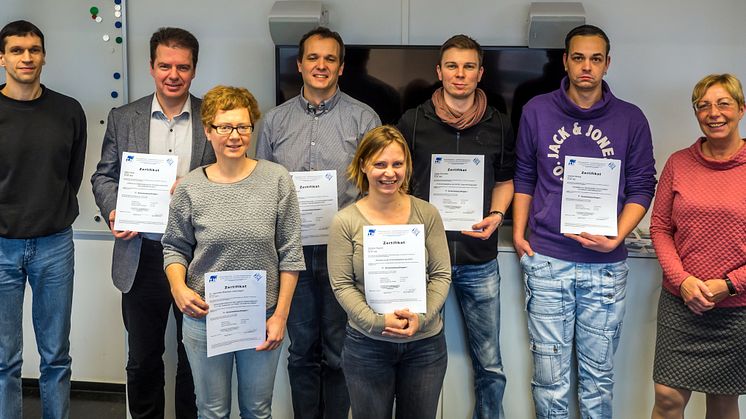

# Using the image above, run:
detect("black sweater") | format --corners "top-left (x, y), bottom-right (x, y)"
top-left (396, 100), bottom-right (515, 265)
top-left (0, 85), bottom-right (87, 238)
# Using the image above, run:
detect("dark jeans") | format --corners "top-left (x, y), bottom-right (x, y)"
top-left (121, 238), bottom-right (196, 419)
top-left (286, 245), bottom-right (349, 419)
top-left (342, 327), bottom-right (447, 419)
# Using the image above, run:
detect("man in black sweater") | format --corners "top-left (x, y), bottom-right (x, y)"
top-left (396, 34), bottom-right (515, 419)
top-left (0, 20), bottom-right (86, 419)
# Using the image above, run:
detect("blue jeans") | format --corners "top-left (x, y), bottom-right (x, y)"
top-left (286, 245), bottom-right (348, 419)
top-left (0, 227), bottom-right (74, 419)
top-left (451, 259), bottom-right (506, 419)
top-left (342, 326), bottom-right (447, 419)
top-left (520, 252), bottom-right (629, 419)
top-left (181, 314), bottom-right (282, 419)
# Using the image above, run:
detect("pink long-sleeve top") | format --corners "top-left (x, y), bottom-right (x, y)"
top-left (650, 138), bottom-right (746, 307)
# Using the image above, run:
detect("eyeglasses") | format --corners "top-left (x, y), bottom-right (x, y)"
top-left (210, 124), bottom-right (254, 135)
top-left (693, 100), bottom-right (736, 113)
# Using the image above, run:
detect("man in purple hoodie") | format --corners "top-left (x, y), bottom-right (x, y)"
top-left (512, 25), bottom-right (656, 418)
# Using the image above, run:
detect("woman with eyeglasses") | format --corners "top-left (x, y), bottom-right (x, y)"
top-left (327, 125), bottom-right (451, 419)
top-left (162, 85), bottom-right (305, 418)
top-left (650, 74), bottom-right (746, 419)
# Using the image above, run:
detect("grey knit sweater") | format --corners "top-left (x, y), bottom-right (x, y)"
top-left (162, 160), bottom-right (306, 308)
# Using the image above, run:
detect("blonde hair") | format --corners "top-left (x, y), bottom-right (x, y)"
top-left (347, 125), bottom-right (412, 194)
top-left (201, 85), bottom-right (261, 128)
top-left (691, 74), bottom-right (745, 108)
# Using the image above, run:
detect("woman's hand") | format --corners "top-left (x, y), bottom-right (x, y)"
top-left (171, 284), bottom-right (209, 318)
top-left (703, 279), bottom-right (731, 304)
top-left (256, 313), bottom-right (287, 351)
top-left (680, 276), bottom-right (715, 315)
top-left (382, 309), bottom-right (420, 338)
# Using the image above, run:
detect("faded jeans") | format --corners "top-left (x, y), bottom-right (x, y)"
top-left (451, 259), bottom-right (506, 419)
top-left (0, 227), bottom-right (74, 419)
top-left (520, 252), bottom-right (629, 419)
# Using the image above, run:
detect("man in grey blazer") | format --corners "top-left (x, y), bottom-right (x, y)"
top-left (91, 27), bottom-right (214, 419)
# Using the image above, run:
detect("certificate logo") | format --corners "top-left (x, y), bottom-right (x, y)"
top-left (367, 228), bottom-right (376, 236)
top-left (126, 155), bottom-right (135, 162)
top-left (607, 161), bottom-right (616, 170)
top-left (411, 227), bottom-right (421, 236)
top-left (472, 157), bottom-right (481, 166)
top-left (568, 159), bottom-right (577, 166)
top-left (434, 156), bottom-right (443, 164)
top-left (325, 172), bottom-right (334, 181)
top-left (253, 272), bottom-right (263, 282)
top-left (166, 158), bottom-right (175, 166)
top-left (208, 274), bottom-right (218, 283)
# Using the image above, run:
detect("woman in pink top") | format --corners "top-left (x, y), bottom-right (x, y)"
top-left (650, 74), bottom-right (746, 419)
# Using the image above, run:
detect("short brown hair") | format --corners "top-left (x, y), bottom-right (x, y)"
top-left (348, 126), bottom-right (412, 194)
top-left (298, 26), bottom-right (345, 63)
top-left (440, 34), bottom-right (483, 67)
top-left (691, 73), bottom-right (745, 108)
top-left (150, 27), bottom-right (199, 68)
top-left (200, 85), bottom-right (261, 129)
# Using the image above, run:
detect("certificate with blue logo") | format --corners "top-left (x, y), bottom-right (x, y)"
top-left (204, 270), bottom-right (266, 357)
top-left (429, 154), bottom-right (484, 231)
top-left (363, 225), bottom-right (426, 314)
top-left (560, 155), bottom-right (621, 236)
top-left (114, 152), bottom-right (178, 234)
top-left (289, 170), bottom-right (338, 246)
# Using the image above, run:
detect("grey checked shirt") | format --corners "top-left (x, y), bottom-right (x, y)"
top-left (256, 89), bottom-right (381, 209)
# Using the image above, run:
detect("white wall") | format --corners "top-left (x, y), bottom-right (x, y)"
top-left (10, 0), bottom-right (746, 418)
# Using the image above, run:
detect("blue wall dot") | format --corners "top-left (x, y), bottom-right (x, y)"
top-left (111, 91), bottom-right (119, 98)
top-left (115, 21), bottom-right (122, 29)
top-left (114, 0), bottom-right (121, 4)
top-left (113, 72), bottom-right (121, 79)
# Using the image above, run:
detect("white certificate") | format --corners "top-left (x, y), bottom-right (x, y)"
top-left (429, 154), bottom-right (484, 231)
top-left (204, 270), bottom-right (267, 358)
top-left (114, 152), bottom-right (178, 234)
top-left (289, 170), bottom-right (338, 246)
top-left (560, 155), bottom-right (621, 236)
top-left (363, 224), bottom-right (427, 313)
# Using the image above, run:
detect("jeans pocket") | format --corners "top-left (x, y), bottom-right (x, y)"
top-left (576, 322), bottom-right (613, 372)
top-left (600, 263), bottom-right (629, 305)
top-left (524, 262), bottom-right (561, 316)
top-left (530, 340), bottom-right (561, 385)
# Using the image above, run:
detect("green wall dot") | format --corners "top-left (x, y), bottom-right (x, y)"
top-left (89, 6), bottom-right (99, 14)
top-left (115, 36), bottom-right (122, 44)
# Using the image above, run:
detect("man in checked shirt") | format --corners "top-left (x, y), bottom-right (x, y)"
top-left (256, 26), bottom-right (380, 419)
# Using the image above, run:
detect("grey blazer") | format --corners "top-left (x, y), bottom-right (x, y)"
top-left (91, 94), bottom-right (216, 293)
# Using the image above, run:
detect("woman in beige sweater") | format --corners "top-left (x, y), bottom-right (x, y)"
top-left (327, 125), bottom-right (451, 419)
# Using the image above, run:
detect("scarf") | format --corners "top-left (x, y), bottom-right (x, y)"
top-left (431, 87), bottom-right (487, 130)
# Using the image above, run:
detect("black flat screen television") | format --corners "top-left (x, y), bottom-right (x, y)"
top-left (275, 45), bottom-right (567, 221)
top-left (276, 45), bottom-right (565, 130)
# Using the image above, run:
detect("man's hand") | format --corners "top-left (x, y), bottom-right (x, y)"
top-left (108, 210), bottom-right (138, 240)
top-left (513, 236), bottom-right (534, 258)
top-left (564, 232), bottom-right (621, 253)
top-left (462, 212), bottom-right (503, 240)
top-left (256, 313), bottom-right (287, 351)
top-left (680, 276), bottom-right (715, 315)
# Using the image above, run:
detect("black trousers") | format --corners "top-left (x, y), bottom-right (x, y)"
top-left (121, 238), bottom-right (197, 419)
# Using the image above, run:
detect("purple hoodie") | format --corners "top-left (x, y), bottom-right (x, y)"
top-left (514, 78), bottom-right (657, 263)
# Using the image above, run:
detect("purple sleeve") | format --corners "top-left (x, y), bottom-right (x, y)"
top-left (513, 110), bottom-right (538, 196)
top-left (623, 115), bottom-right (657, 209)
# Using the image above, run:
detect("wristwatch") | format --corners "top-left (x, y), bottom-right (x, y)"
top-left (724, 278), bottom-right (738, 296)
